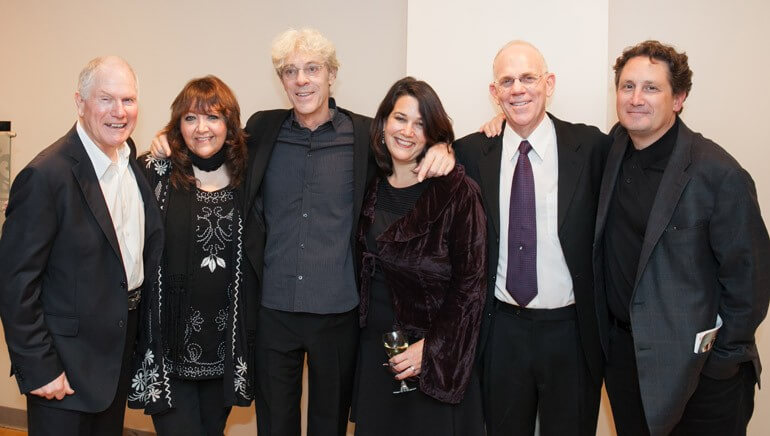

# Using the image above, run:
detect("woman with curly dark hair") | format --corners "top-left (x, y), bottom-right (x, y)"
top-left (127, 75), bottom-right (252, 435)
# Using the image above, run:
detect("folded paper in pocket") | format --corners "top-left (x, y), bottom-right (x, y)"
top-left (694, 314), bottom-right (722, 353)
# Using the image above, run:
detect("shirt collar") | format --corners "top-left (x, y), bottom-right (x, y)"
top-left (502, 114), bottom-right (555, 163)
top-left (625, 116), bottom-right (679, 170)
top-left (76, 120), bottom-right (131, 179)
top-left (290, 97), bottom-right (343, 132)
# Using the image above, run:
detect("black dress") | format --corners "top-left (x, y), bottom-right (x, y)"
top-left (351, 179), bottom-right (484, 436)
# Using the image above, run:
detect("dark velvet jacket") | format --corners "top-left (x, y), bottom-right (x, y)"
top-left (356, 165), bottom-right (487, 404)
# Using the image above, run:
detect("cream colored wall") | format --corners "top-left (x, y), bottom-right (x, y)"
top-left (0, 1), bottom-right (406, 435)
top-left (406, 0), bottom-right (610, 138)
top-left (407, 0), bottom-right (770, 435)
top-left (2, 0), bottom-right (770, 435)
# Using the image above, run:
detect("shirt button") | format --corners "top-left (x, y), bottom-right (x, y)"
top-left (298, 275), bottom-right (304, 281)
top-left (307, 152), bottom-right (312, 157)
top-left (625, 177), bottom-right (632, 184)
top-left (519, 245), bottom-right (524, 250)
top-left (300, 243), bottom-right (305, 249)
top-left (302, 213), bottom-right (308, 218)
top-left (118, 320), bottom-right (124, 328)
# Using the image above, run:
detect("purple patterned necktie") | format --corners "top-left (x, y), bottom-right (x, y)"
top-left (506, 140), bottom-right (537, 306)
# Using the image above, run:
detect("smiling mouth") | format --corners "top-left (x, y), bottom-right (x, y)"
top-left (296, 91), bottom-right (314, 98)
top-left (106, 123), bottom-right (126, 129)
top-left (194, 136), bottom-right (215, 141)
top-left (510, 101), bottom-right (529, 107)
top-left (393, 137), bottom-right (415, 148)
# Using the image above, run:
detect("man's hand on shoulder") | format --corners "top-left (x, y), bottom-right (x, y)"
top-left (414, 142), bottom-right (456, 182)
top-left (29, 372), bottom-right (74, 400)
top-left (150, 131), bottom-right (171, 158)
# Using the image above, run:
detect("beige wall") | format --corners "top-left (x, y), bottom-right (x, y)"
top-left (0, 1), bottom-right (406, 434)
top-left (1, 1), bottom-right (769, 435)
top-left (408, 0), bottom-right (770, 435)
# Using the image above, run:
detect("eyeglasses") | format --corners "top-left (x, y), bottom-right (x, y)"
top-left (494, 73), bottom-right (547, 90)
top-left (280, 64), bottom-right (326, 80)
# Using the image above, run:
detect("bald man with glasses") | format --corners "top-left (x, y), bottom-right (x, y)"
top-left (455, 40), bottom-right (610, 436)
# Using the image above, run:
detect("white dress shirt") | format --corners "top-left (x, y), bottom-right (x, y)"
top-left (77, 121), bottom-right (145, 291)
top-left (494, 116), bottom-right (574, 308)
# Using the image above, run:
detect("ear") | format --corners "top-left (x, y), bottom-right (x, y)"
top-left (328, 67), bottom-right (337, 87)
top-left (544, 72), bottom-right (556, 98)
top-left (489, 82), bottom-right (500, 103)
top-left (75, 92), bottom-right (86, 117)
top-left (672, 91), bottom-right (687, 113)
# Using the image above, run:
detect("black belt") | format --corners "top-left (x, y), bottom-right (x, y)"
top-left (493, 300), bottom-right (576, 321)
top-left (611, 316), bottom-right (632, 333)
top-left (127, 287), bottom-right (142, 311)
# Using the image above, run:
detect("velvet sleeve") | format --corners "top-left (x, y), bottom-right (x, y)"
top-left (419, 178), bottom-right (488, 403)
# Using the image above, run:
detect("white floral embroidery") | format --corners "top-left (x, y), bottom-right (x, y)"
top-left (128, 350), bottom-right (163, 404)
top-left (234, 357), bottom-right (249, 398)
top-left (215, 309), bottom-right (227, 332)
top-left (196, 201), bottom-right (234, 273)
top-left (188, 310), bottom-right (204, 333)
top-left (146, 155), bottom-right (170, 176)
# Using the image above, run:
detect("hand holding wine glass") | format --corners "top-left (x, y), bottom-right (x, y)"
top-left (389, 338), bottom-right (424, 381)
top-left (382, 331), bottom-right (420, 393)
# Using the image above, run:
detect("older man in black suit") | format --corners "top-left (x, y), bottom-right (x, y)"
top-left (0, 56), bottom-right (163, 435)
top-left (594, 40), bottom-right (770, 436)
top-left (455, 40), bottom-right (609, 436)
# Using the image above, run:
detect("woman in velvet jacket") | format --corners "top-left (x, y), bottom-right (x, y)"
top-left (351, 77), bottom-right (487, 436)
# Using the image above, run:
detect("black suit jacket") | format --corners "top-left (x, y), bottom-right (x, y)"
top-left (593, 120), bottom-right (770, 436)
top-left (455, 113), bottom-right (609, 384)
top-left (0, 125), bottom-right (164, 412)
top-left (241, 106), bottom-right (376, 302)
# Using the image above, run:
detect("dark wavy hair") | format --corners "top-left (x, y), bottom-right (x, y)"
top-left (166, 75), bottom-right (248, 189)
top-left (614, 40), bottom-right (693, 114)
top-left (370, 77), bottom-right (454, 176)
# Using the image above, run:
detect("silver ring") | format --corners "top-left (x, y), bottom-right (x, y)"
top-left (410, 365), bottom-right (415, 372)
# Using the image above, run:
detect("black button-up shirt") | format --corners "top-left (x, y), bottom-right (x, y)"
top-left (604, 118), bottom-right (679, 323)
top-left (260, 100), bottom-right (359, 314)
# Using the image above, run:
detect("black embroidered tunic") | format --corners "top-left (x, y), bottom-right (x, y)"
top-left (165, 187), bottom-right (234, 379)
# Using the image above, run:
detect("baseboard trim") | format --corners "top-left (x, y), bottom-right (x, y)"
top-left (0, 405), bottom-right (155, 435)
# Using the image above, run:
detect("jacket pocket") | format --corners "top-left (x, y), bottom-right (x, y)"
top-left (45, 314), bottom-right (79, 337)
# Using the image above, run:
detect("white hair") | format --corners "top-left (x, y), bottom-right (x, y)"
top-left (77, 56), bottom-right (138, 98)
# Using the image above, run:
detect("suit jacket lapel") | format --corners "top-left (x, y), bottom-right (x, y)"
top-left (552, 114), bottom-right (585, 232)
top-left (634, 122), bottom-right (693, 288)
top-left (64, 126), bottom-right (122, 261)
top-left (478, 131), bottom-right (503, 237)
top-left (244, 110), bottom-right (290, 215)
top-left (594, 128), bottom-right (627, 245)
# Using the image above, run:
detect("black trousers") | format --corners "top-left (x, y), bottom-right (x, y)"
top-left (254, 307), bottom-right (359, 436)
top-left (482, 302), bottom-right (600, 436)
top-left (151, 377), bottom-right (231, 436)
top-left (27, 309), bottom-right (138, 436)
top-left (605, 324), bottom-right (757, 436)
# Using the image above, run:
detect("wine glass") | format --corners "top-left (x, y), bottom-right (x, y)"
top-left (382, 330), bottom-right (417, 394)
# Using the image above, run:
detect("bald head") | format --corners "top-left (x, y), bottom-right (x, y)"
top-left (492, 41), bottom-right (548, 77)
top-left (489, 40), bottom-right (555, 139)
